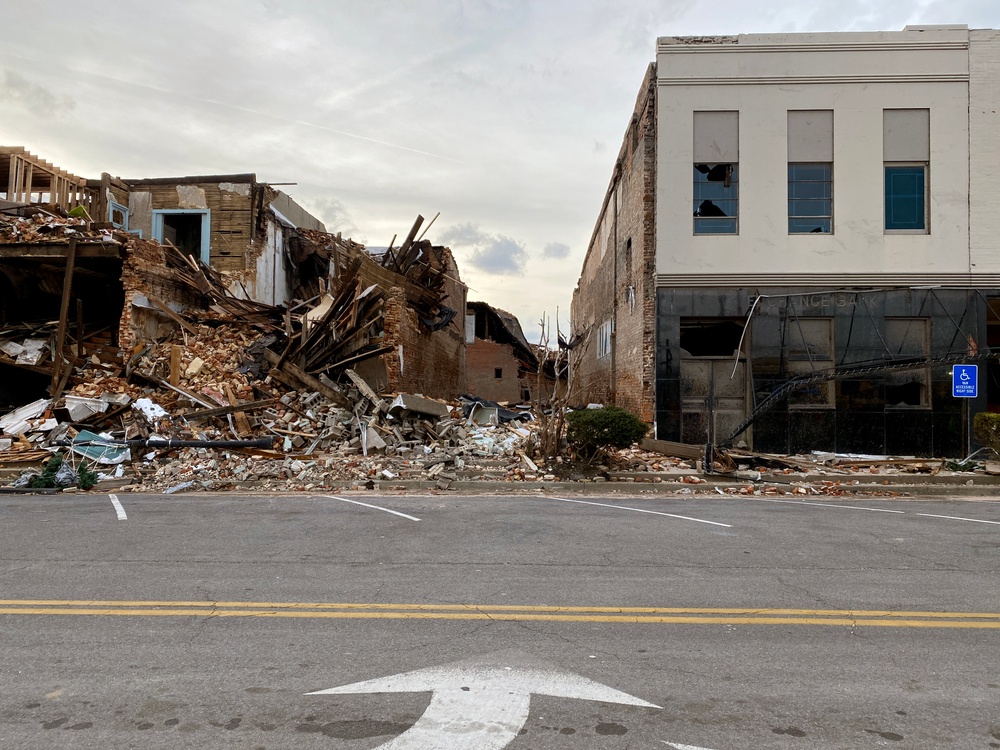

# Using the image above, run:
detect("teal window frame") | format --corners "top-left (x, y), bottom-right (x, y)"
top-left (884, 165), bottom-right (927, 232)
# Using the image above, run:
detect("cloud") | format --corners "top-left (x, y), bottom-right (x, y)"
top-left (439, 222), bottom-right (528, 275)
top-left (0, 70), bottom-right (75, 117)
top-left (542, 242), bottom-right (571, 259)
top-left (304, 196), bottom-right (360, 239)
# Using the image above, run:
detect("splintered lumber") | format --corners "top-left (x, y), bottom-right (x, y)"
top-left (183, 398), bottom-right (278, 421)
top-left (49, 238), bottom-right (77, 399)
top-left (263, 349), bottom-right (350, 407)
top-left (225, 384), bottom-right (252, 437)
top-left (148, 294), bottom-right (199, 336)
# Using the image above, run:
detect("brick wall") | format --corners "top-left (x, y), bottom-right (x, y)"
top-left (571, 64), bottom-right (656, 423)
top-left (382, 248), bottom-right (468, 399)
top-left (466, 339), bottom-right (526, 402)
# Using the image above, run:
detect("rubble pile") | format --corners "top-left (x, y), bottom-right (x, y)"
top-left (0, 212), bottom-right (115, 244)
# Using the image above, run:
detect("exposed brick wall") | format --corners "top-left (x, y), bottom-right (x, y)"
top-left (571, 64), bottom-right (656, 423)
top-left (382, 248), bottom-right (467, 399)
top-left (466, 339), bottom-right (526, 402)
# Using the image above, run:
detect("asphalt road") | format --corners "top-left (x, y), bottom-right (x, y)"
top-left (1, 490), bottom-right (999, 749)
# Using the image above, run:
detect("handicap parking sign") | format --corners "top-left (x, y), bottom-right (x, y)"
top-left (952, 364), bottom-right (978, 398)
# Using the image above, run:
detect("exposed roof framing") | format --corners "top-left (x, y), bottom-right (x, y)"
top-left (0, 147), bottom-right (91, 208)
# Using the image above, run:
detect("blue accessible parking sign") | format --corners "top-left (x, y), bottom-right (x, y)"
top-left (953, 364), bottom-right (978, 398)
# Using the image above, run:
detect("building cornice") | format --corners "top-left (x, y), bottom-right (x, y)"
top-left (658, 40), bottom-right (969, 55)
top-left (655, 273), bottom-right (1000, 288)
top-left (658, 73), bottom-right (968, 87)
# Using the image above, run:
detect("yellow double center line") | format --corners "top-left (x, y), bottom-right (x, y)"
top-left (1, 600), bottom-right (999, 628)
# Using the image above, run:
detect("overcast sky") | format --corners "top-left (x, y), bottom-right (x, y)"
top-left (1, 0), bottom-right (996, 340)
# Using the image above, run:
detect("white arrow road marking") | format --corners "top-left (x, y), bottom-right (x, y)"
top-left (321, 495), bottom-right (420, 521)
top-left (662, 742), bottom-right (718, 750)
top-left (307, 652), bottom-right (659, 750)
top-left (108, 494), bottom-right (127, 521)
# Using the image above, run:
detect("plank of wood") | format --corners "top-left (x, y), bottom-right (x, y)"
top-left (49, 238), bottom-right (77, 399)
top-left (183, 398), bottom-right (278, 421)
top-left (263, 349), bottom-right (349, 407)
top-left (169, 345), bottom-right (182, 386)
top-left (640, 437), bottom-right (704, 461)
top-left (147, 294), bottom-right (199, 336)
top-left (225, 384), bottom-right (252, 438)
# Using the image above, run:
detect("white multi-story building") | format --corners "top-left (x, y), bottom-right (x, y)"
top-left (572, 25), bottom-right (1000, 456)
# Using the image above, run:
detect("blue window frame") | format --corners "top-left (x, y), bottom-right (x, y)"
top-left (788, 163), bottom-right (832, 234)
top-left (693, 163), bottom-right (738, 235)
top-left (884, 165), bottom-right (926, 231)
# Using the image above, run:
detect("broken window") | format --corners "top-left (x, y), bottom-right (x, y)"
top-left (884, 318), bottom-right (930, 407)
top-left (597, 319), bottom-right (614, 360)
top-left (693, 164), bottom-right (738, 234)
top-left (883, 109), bottom-right (929, 232)
top-left (109, 201), bottom-right (130, 231)
top-left (693, 111), bottom-right (739, 235)
top-left (679, 319), bottom-right (743, 358)
top-left (786, 318), bottom-right (835, 407)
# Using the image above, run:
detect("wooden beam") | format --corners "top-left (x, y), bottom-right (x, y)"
top-left (49, 239), bottom-right (77, 399)
top-left (169, 344), bottom-right (181, 386)
top-left (640, 437), bottom-right (705, 461)
top-left (0, 243), bottom-right (123, 259)
top-left (263, 349), bottom-right (350, 407)
top-left (147, 294), bottom-right (199, 336)
top-left (183, 398), bottom-right (278, 421)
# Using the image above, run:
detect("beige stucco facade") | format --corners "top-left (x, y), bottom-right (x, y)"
top-left (574, 25), bottom-right (1000, 456)
top-left (655, 25), bottom-right (1000, 287)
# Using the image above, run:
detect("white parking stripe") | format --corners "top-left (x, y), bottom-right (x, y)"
top-left (321, 496), bottom-right (420, 521)
top-left (547, 497), bottom-right (732, 527)
top-left (916, 513), bottom-right (1000, 526)
top-left (108, 494), bottom-right (127, 521)
top-left (754, 497), bottom-right (904, 513)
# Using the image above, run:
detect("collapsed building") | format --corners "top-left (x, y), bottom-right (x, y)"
top-left (0, 150), bottom-right (470, 424)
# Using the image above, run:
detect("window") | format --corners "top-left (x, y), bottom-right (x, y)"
top-left (885, 165), bottom-right (927, 231)
top-left (494, 368), bottom-right (503, 379)
top-left (786, 318), bottom-right (835, 407)
top-left (788, 164), bottom-right (833, 234)
top-left (787, 110), bottom-right (833, 234)
top-left (693, 111), bottom-right (739, 235)
top-left (885, 318), bottom-right (930, 407)
top-left (693, 164), bottom-right (738, 234)
top-left (151, 209), bottom-right (211, 263)
top-left (883, 109), bottom-right (929, 233)
top-left (109, 201), bottom-right (129, 231)
top-left (597, 319), bottom-right (613, 359)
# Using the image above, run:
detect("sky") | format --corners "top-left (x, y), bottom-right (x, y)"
top-left (1, 0), bottom-right (996, 341)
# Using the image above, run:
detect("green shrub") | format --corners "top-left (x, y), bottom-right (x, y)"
top-left (973, 412), bottom-right (1000, 454)
top-left (566, 406), bottom-right (648, 460)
